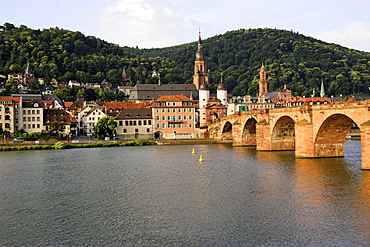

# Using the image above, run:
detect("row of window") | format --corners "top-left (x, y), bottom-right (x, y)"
top-left (119, 120), bottom-right (152, 126)
top-left (88, 117), bottom-right (101, 121)
top-left (23, 109), bottom-right (41, 115)
top-left (155, 108), bottom-right (193, 113)
top-left (23, 124), bottom-right (41, 129)
top-left (23, 117), bottom-right (41, 122)
top-left (156, 123), bottom-right (192, 129)
top-left (122, 128), bottom-right (151, 133)
top-left (156, 102), bottom-right (193, 107)
top-left (156, 115), bottom-right (193, 121)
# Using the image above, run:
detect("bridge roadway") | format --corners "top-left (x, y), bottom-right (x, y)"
top-left (202, 100), bottom-right (370, 169)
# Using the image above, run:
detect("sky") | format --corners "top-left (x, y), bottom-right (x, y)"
top-left (1, 0), bottom-right (370, 52)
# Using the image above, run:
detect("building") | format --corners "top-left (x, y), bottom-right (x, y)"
top-left (21, 99), bottom-right (44, 133)
top-left (44, 108), bottom-right (78, 137)
top-left (129, 83), bottom-right (199, 102)
top-left (115, 108), bottom-right (152, 140)
top-left (78, 107), bottom-right (106, 134)
top-left (152, 94), bottom-right (196, 139)
top-left (117, 86), bottom-right (134, 96)
top-left (0, 97), bottom-right (20, 133)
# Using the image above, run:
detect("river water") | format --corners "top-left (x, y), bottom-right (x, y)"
top-left (0, 140), bottom-right (369, 246)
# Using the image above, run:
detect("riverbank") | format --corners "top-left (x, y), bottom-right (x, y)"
top-left (155, 139), bottom-right (232, 145)
top-left (0, 139), bottom-right (231, 151)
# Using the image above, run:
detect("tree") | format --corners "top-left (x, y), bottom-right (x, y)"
top-left (76, 89), bottom-right (87, 100)
top-left (50, 120), bottom-right (63, 138)
top-left (93, 116), bottom-right (117, 140)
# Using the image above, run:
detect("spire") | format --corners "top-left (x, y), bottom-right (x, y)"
top-left (320, 79), bottom-right (325, 97)
top-left (195, 30), bottom-right (204, 61)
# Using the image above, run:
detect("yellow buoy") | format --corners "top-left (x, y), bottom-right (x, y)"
top-left (192, 148), bottom-right (196, 154)
top-left (199, 155), bottom-right (204, 162)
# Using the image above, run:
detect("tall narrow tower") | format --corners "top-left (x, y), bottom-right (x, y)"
top-left (193, 32), bottom-right (209, 90)
top-left (259, 64), bottom-right (268, 96)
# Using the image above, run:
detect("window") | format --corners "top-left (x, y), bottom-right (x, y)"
top-left (32, 117), bottom-right (35, 121)
top-left (119, 121), bottom-right (123, 126)
top-left (162, 124), bottom-right (166, 128)
top-left (143, 120), bottom-right (147, 125)
top-left (156, 124), bottom-right (160, 128)
top-left (148, 120), bottom-right (151, 125)
top-left (172, 103), bottom-right (176, 106)
top-left (162, 109), bottom-right (165, 113)
top-left (5, 115), bottom-right (10, 120)
top-left (37, 124), bottom-right (40, 128)
top-left (167, 109), bottom-right (170, 113)
top-left (28, 124), bottom-right (31, 129)
top-left (37, 110), bottom-right (40, 114)
top-left (189, 109), bottom-right (192, 113)
top-left (147, 128), bottom-right (150, 132)
top-left (178, 109), bottom-right (181, 113)
top-left (184, 116), bottom-right (187, 120)
top-left (123, 129), bottom-right (127, 133)
top-left (138, 120), bottom-right (142, 125)
top-left (173, 109), bottom-right (176, 113)
top-left (32, 110), bottom-right (35, 114)
top-left (125, 121), bottom-right (129, 126)
top-left (15, 118), bottom-right (18, 124)
top-left (189, 123), bottom-right (192, 127)
top-left (156, 109), bottom-right (159, 113)
top-left (23, 117), bottom-right (26, 122)
top-left (135, 129), bottom-right (138, 133)
top-left (189, 115), bottom-right (192, 120)
top-left (184, 109), bottom-right (187, 113)
top-left (162, 116), bottom-right (166, 120)
top-left (167, 116), bottom-right (171, 120)
top-left (156, 116), bottom-right (160, 120)
top-left (178, 116), bottom-right (182, 120)
top-left (27, 110), bottom-right (31, 114)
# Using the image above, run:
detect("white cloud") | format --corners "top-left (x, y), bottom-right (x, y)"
top-left (101, 0), bottom-right (198, 48)
top-left (314, 21), bottom-right (370, 52)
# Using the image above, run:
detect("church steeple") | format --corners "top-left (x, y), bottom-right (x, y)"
top-left (259, 63), bottom-right (268, 96)
top-left (193, 31), bottom-right (209, 90)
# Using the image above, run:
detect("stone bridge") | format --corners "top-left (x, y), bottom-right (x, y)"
top-left (202, 100), bottom-right (370, 169)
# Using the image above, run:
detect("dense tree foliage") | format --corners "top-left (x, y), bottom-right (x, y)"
top-left (93, 116), bottom-right (117, 139)
top-left (1, 23), bottom-right (370, 98)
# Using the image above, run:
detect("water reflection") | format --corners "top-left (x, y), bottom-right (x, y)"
top-left (0, 141), bottom-right (369, 245)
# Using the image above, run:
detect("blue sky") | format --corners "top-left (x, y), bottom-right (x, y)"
top-left (2, 0), bottom-right (370, 51)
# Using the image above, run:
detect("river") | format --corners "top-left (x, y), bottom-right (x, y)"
top-left (0, 140), bottom-right (369, 246)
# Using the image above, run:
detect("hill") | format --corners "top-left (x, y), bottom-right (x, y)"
top-left (1, 23), bottom-right (370, 99)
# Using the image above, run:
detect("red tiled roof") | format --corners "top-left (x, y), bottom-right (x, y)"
top-left (154, 94), bottom-right (192, 102)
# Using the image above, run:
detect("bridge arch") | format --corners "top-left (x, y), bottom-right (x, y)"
top-left (221, 121), bottom-right (233, 140)
top-left (242, 118), bottom-right (258, 145)
top-left (314, 114), bottom-right (357, 157)
top-left (271, 116), bottom-right (295, 150)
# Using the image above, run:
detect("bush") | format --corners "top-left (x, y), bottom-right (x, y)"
top-left (54, 141), bottom-right (65, 149)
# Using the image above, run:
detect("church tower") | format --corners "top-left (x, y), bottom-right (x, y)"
top-left (193, 32), bottom-right (209, 90)
top-left (259, 64), bottom-right (268, 96)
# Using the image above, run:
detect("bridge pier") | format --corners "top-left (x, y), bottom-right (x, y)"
top-left (361, 124), bottom-right (370, 169)
top-left (256, 121), bottom-right (272, 150)
top-left (295, 121), bottom-right (315, 158)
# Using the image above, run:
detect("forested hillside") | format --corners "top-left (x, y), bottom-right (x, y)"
top-left (1, 23), bottom-right (370, 98)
